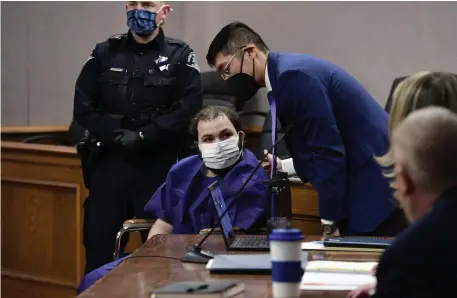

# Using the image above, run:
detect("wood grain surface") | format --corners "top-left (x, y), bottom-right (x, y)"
top-left (78, 234), bottom-right (381, 298)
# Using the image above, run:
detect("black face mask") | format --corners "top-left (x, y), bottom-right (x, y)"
top-left (226, 54), bottom-right (260, 111)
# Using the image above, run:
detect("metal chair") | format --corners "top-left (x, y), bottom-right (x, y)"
top-left (112, 221), bottom-right (271, 260)
top-left (113, 219), bottom-right (156, 260)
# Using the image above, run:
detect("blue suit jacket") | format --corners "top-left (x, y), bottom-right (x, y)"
top-left (267, 52), bottom-right (396, 233)
top-left (373, 187), bottom-right (457, 297)
top-left (144, 148), bottom-right (269, 233)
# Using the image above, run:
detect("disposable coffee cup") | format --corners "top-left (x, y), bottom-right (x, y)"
top-left (270, 228), bottom-right (304, 298)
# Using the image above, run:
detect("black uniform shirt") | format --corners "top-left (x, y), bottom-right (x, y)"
top-left (73, 29), bottom-right (203, 148)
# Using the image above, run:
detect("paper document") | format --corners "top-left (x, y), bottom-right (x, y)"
top-left (302, 241), bottom-right (325, 250)
top-left (306, 261), bottom-right (378, 274)
top-left (301, 272), bottom-right (376, 291)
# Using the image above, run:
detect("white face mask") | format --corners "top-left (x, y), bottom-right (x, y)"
top-left (199, 135), bottom-right (242, 170)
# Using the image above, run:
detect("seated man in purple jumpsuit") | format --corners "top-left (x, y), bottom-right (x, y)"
top-left (77, 105), bottom-right (269, 294)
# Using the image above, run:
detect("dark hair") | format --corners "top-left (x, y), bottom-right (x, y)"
top-left (206, 21), bottom-right (269, 67)
top-left (189, 105), bottom-right (243, 136)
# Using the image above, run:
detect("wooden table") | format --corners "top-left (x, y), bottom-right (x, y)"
top-left (78, 235), bottom-right (381, 298)
top-left (1, 130), bottom-right (319, 298)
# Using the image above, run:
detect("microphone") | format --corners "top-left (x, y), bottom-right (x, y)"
top-left (182, 124), bottom-right (293, 263)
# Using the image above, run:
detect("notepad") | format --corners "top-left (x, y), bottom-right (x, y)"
top-left (306, 261), bottom-right (378, 274)
top-left (301, 260), bottom-right (377, 291)
top-left (302, 241), bottom-right (385, 252)
top-left (301, 272), bottom-right (376, 291)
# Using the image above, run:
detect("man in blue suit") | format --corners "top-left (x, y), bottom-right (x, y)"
top-left (206, 22), bottom-right (406, 236)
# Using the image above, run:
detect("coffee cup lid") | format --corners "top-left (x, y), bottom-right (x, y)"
top-left (269, 228), bottom-right (304, 242)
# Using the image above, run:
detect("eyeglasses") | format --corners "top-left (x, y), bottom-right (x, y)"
top-left (220, 47), bottom-right (245, 80)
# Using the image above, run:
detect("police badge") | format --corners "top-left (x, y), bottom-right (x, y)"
top-left (186, 52), bottom-right (200, 72)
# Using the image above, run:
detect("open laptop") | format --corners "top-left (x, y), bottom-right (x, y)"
top-left (208, 181), bottom-right (269, 251)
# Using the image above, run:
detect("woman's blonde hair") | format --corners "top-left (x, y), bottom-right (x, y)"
top-left (376, 71), bottom-right (457, 184)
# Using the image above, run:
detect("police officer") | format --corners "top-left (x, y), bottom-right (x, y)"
top-left (73, 1), bottom-right (202, 274)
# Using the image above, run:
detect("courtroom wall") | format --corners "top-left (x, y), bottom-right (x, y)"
top-left (2, 1), bottom-right (457, 126)
top-left (1, 1), bottom-right (185, 126)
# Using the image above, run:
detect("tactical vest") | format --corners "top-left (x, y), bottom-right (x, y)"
top-left (96, 33), bottom-right (190, 130)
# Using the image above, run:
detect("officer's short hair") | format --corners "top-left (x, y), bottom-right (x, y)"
top-left (206, 22), bottom-right (269, 67)
top-left (189, 105), bottom-right (243, 136)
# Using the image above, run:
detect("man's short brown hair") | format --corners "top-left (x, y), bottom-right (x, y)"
top-left (189, 105), bottom-right (243, 137)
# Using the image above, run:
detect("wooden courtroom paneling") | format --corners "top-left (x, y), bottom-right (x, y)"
top-left (1, 125), bottom-right (69, 142)
top-left (1, 141), bottom-right (87, 298)
top-left (1, 179), bottom-right (79, 281)
top-left (290, 183), bottom-right (321, 235)
top-left (0, 128), bottom-right (321, 297)
top-left (1, 275), bottom-right (75, 298)
top-left (1, 125), bottom-right (69, 134)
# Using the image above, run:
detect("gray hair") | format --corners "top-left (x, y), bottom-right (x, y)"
top-left (392, 106), bottom-right (457, 193)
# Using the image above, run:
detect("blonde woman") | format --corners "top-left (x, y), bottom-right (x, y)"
top-left (348, 71), bottom-right (457, 298)
top-left (376, 71), bottom-right (457, 179)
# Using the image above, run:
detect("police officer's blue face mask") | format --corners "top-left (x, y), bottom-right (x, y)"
top-left (126, 8), bottom-right (163, 37)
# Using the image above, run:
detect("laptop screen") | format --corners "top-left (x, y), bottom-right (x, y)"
top-left (208, 181), bottom-right (233, 241)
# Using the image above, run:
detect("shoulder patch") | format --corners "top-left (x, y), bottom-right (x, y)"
top-left (85, 53), bottom-right (94, 63)
top-left (166, 37), bottom-right (187, 47)
top-left (185, 51), bottom-right (200, 72)
top-left (107, 33), bottom-right (127, 46)
top-left (108, 33), bottom-right (127, 40)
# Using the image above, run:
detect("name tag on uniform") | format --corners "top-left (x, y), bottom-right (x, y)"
top-left (110, 67), bottom-right (124, 72)
top-left (155, 56), bottom-right (168, 64)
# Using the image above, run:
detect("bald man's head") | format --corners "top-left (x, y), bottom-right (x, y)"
top-left (392, 107), bottom-right (457, 221)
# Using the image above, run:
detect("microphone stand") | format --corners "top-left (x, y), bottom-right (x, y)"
top-left (264, 170), bottom-right (292, 232)
top-left (182, 125), bottom-right (293, 263)
top-left (265, 112), bottom-right (292, 231)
